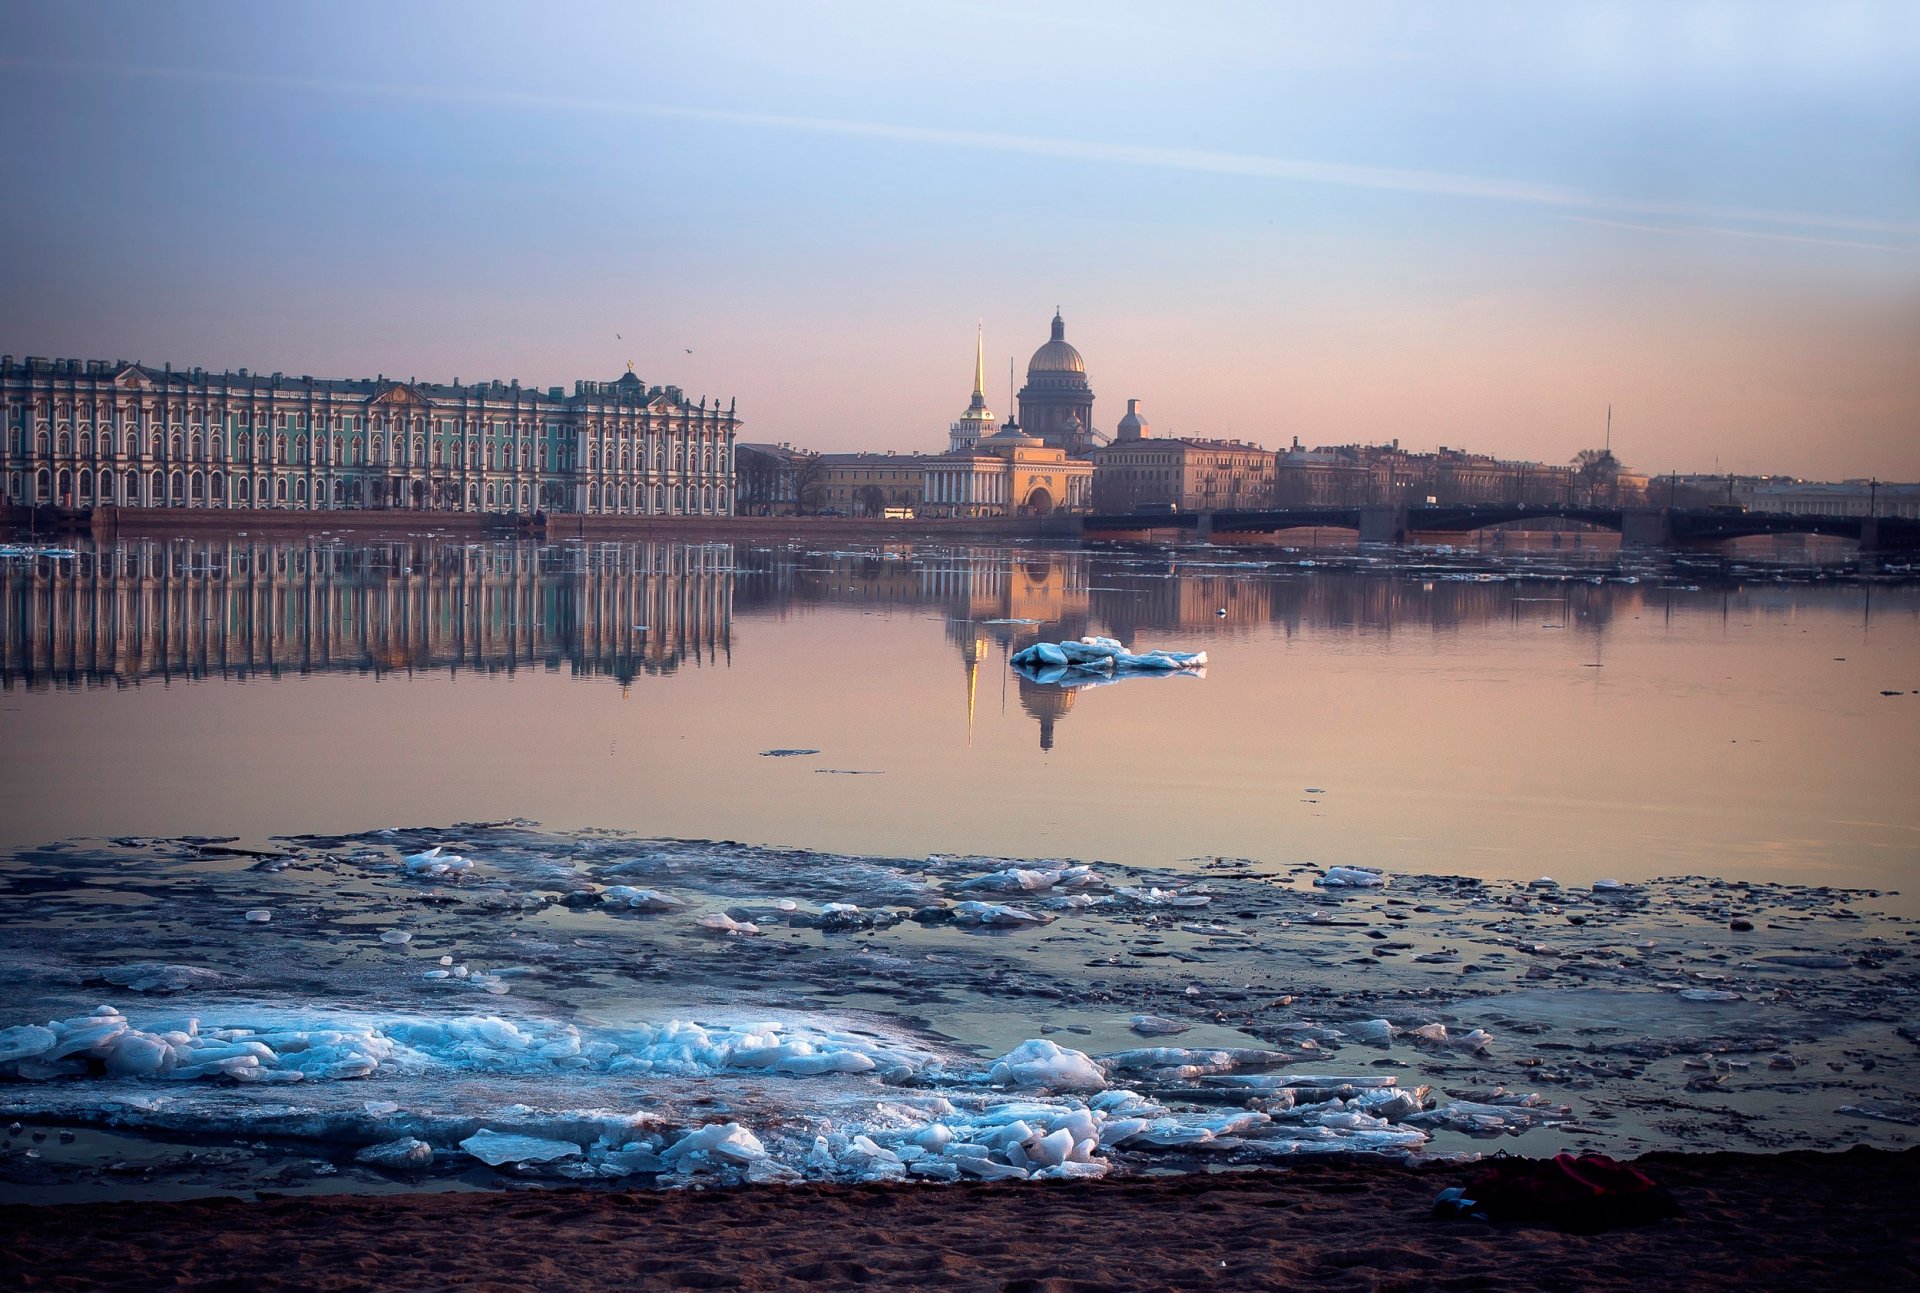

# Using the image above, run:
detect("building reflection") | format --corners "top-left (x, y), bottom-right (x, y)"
top-left (0, 538), bottom-right (732, 688)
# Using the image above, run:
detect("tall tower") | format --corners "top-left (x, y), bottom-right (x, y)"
top-left (1017, 311), bottom-right (1095, 456)
top-left (948, 324), bottom-right (998, 453)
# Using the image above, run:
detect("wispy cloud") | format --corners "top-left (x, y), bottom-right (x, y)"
top-left (1560, 214), bottom-right (1906, 253)
top-left (10, 56), bottom-right (1918, 243)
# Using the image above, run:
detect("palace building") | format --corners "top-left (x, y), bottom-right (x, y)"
top-left (1, 354), bottom-right (739, 516)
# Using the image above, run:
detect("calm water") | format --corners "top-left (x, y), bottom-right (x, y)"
top-left (3, 536), bottom-right (1916, 902)
top-left (3, 535), bottom-right (1919, 1197)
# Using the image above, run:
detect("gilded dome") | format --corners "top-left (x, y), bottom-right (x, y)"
top-left (1027, 312), bottom-right (1085, 375)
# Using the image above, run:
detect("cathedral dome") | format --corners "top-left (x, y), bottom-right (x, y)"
top-left (1027, 312), bottom-right (1085, 376)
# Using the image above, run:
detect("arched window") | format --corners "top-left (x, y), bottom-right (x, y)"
top-left (169, 470), bottom-right (184, 505)
top-left (190, 433), bottom-right (202, 458)
top-left (673, 484), bottom-right (685, 511)
top-left (588, 483), bottom-right (599, 509)
top-left (295, 478), bottom-right (307, 504)
top-left (486, 482), bottom-right (497, 507)
top-left (190, 470), bottom-right (204, 504)
top-left (237, 476), bottom-right (250, 503)
top-left (171, 433), bottom-right (183, 457)
top-left (210, 471), bottom-right (224, 503)
top-left (255, 475), bottom-right (267, 504)
top-left (466, 483), bottom-right (479, 509)
top-left (36, 468), bottom-right (51, 501)
top-left (652, 484), bottom-right (664, 512)
top-left (150, 470), bottom-right (163, 504)
top-left (77, 469), bottom-right (93, 500)
top-left (518, 483), bottom-right (530, 509)
top-left (37, 431), bottom-right (50, 454)
top-left (79, 431), bottom-right (92, 456)
top-left (275, 477), bottom-right (288, 503)
top-left (275, 435), bottom-right (287, 464)
top-left (57, 431), bottom-right (71, 453)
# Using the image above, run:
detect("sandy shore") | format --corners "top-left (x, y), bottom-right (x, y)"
top-left (5, 1148), bottom-right (1915, 1291)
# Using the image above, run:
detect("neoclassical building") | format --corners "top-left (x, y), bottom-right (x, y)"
top-left (1, 354), bottom-right (739, 516)
top-left (1017, 312), bottom-right (1098, 455)
top-left (922, 326), bottom-right (1091, 517)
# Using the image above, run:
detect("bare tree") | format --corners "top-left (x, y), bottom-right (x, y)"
top-left (1571, 448), bottom-right (1623, 505)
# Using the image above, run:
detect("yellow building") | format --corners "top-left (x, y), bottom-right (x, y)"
top-left (1091, 410), bottom-right (1274, 512)
top-left (814, 453), bottom-right (932, 515)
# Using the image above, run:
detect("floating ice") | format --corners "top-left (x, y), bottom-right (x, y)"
top-left (378, 930), bottom-right (413, 945)
top-left (403, 846), bottom-right (474, 878)
top-left (1129, 1015), bottom-right (1191, 1037)
top-left (601, 886), bottom-right (686, 911)
top-left (662, 1122), bottom-right (765, 1166)
top-left (698, 912), bottom-right (760, 936)
top-left (1115, 885), bottom-right (1210, 907)
top-left (1010, 636), bottom-right (1206, 675)
top-left (950, 901), bottom-right (1052, 927)
top-left (460, 1129), bottom-right (581, 1166)
top-left (97, 964), bottom-right (226, 994)
top-left (989, 1040), bottom-right (1107, 1091)
top-left (243, 910), bottom-right (273, 923)
top-left (355, 1136), bottom-right (434, 1169)
top-left (960, 865), bottom-right (1101, 893)
top-left (1315, 867), bottom-right (1387, 888)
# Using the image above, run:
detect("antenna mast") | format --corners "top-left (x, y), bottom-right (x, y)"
top-left (1606, 404), bottom-right (1612, 455)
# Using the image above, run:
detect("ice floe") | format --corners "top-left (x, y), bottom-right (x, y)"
top-left (1010, 636), bottom-right (1207, 675)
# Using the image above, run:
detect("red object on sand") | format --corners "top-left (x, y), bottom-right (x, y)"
top-left (1458, 1153), bottom-right (1683, 1233)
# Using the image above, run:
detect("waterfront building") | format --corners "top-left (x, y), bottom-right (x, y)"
top-left (734, 442), bottom-right (818, 516)
top-left (1090, 405), bottom-right (1274, 511)
top-left (1271, 440), bottom-right (1582, 507)
top-left (1, 355), bottom-right (738, 516)
top-left (1017, 312), bottom-right (1099, 455)
top-left (815, 452), bottom-right (935, 515)
top-left (1746, 478), bottom-right (1920, 518)
top-left (948, 325), bottom-right (999, 453)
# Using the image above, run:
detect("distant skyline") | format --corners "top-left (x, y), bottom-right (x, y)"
top-left (2, 1), bottom-right (1916, 479)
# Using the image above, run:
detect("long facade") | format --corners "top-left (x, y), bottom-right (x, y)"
top-left (1, 355), bottom-right (739, 516)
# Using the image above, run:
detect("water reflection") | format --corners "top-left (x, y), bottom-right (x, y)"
top-left (1, 537), bottom-right (1912, 902)
top-left (0, 539), bottom-right (733, 688)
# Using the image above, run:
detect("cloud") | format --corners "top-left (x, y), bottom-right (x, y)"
top-left (9, 55), bottom-right (1918, 242)
top-left (1558, 214), bottom-right (1907, 253)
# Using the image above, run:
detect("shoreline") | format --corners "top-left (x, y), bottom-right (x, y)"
top-left (5, 1147), bottom-right (1914, 1290)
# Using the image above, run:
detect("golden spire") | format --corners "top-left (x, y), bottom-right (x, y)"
top-left (973, 323), bottom-right (988, 400)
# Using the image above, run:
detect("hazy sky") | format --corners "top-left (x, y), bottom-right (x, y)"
top-left (2, 1), bottom-right (1915, 478)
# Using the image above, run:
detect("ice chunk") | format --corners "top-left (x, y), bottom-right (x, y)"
top-left (1129, 1015), bottom-right (1191, 1037)
top-left (0, 1025), bottom-right (57, 1064)
top-left (1315, 867), bottom-right (1386, 888)
top-left (989, 1039), bottom-right (1107, 1091)
top-left (356, 1137), bottom-right (434, 1169)
top-left (99, 964), bottom-right (226, 994)
top-left (662, 1122), bottom-right (765, 1165)
top-left (698, 912), bottom-right (760, 936)
top-left (244, 909), bottom-right (273, 923)
top-left (378, 930), bottom-right (413, 945)
top-left (460, 1130), bottom-right (582, 1166)
top-left (951, 900), bottom-right (1052, 926)
top-left (601, 886), bottom-right (686, 911)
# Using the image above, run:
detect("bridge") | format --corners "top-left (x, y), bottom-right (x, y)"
top-left (1080, 504), bottom-right (1920, 551)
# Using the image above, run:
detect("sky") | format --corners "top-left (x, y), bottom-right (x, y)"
top-left (1, 0), bottom-right (1916, 479)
